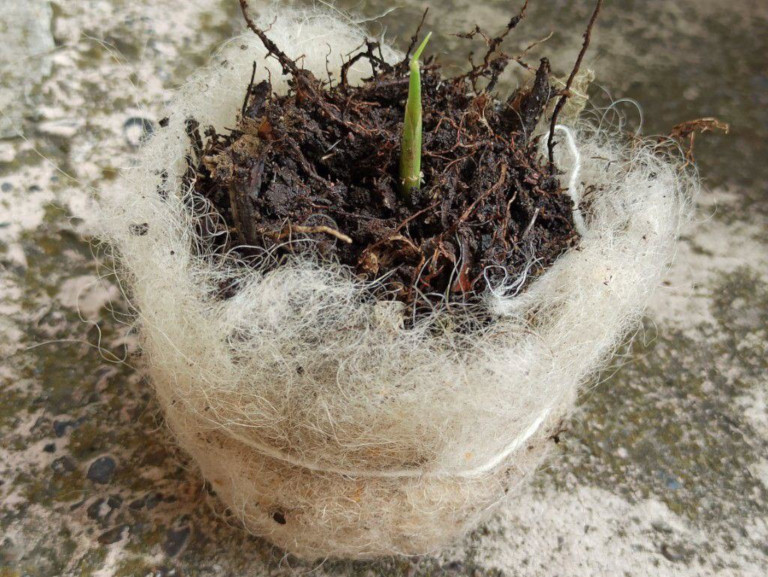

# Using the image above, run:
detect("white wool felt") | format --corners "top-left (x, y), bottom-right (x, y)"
top-left (98, 7), bottom-right (693, 560)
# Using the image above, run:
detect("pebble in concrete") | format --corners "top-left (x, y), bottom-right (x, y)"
top-left (87, 456), bottom-right (117, 484)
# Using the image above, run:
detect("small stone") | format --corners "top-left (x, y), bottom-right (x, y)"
top-left (1, 182), bottom-right (12, 192)
top-left (163, 525), bottom-right (191, 557)
top-left (53, 419), bottom-right (74, 437)
top-left (43, 443), bottom-right (56, 453)
top-left (51, 456), bottom-right (76, 475)
top-left (651, 520), bottom-right (674, 534)
top-left (87, 456), bottom-right (116, 484)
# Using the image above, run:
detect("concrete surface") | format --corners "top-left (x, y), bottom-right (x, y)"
top-left (0, 1), bottom-right (766, 575)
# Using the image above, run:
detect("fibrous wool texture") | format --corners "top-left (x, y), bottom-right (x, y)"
top-left (99, 8), bottom-right (693, 560)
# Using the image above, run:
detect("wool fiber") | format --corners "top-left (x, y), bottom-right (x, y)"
top-left (98, 8), bottom-right (694, 560)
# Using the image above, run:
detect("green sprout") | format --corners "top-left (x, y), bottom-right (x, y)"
top-left (399, 32), bottom-right (432, 201)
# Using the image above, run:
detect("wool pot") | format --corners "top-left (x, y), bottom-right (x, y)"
top-left (99, 9), bottom-right (692, 560)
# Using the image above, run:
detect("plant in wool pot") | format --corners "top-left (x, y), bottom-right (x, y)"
top-left (99, 0), bottom-right (695, 560)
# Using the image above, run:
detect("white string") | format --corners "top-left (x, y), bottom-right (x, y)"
top-left (214, 407), bottom-right (551, 479)
top-left (555, 125), bottom-right (588, 236)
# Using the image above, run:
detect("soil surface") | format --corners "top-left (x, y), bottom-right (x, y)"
top-left (190, 6), bottom-right (579, 307)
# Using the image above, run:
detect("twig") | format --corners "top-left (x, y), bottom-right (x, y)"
top-left (324, 43), bottom-right (335, 88)
top-left (666, 117), bottom-right (729, 164)
top-left (510, 30), bottom-right (554, 72)
top-left (400, 8), bottom-right (430, 69)
top-left (281, 225), bottom-right (353, 244)
top-left (485, 0), bottom-right (529, 64)
top-left (453, 0), bottom-right (529, 92)
top-left (340, 40), bottom-right (390, 88)
top-left (241, 61), bottom-right (258, 119)
top-left (522, 30), bottom-right (555, 56)
top-left (547, 0), bottom-right (603, 168)
top-left (239, 0), bottom-right (300, 76)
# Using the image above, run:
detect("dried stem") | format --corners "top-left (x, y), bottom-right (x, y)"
top-left (400, 7), bottom-right (430, 69)
top-left (453, 0), bottom-right (529, 93)
top-left (547, 0), bottom-right (604, 168)
top-left (280, 224), bottom-right (352, 244)
top-left (239, 0), bottom-right (300, 76)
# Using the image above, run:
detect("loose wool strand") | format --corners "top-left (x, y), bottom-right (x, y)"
top-left (555, 125), bottom-right (588, 236)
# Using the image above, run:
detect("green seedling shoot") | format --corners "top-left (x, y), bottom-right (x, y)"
top-left (399, 32), bottom-right (432, 200)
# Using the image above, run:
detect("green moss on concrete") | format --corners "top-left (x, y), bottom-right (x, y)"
top-left (114, 557), bottom-right (154, 577)
top-left (0, 390), bottom-right (31, 430)
top-left (73, 547), bottom-right (108, 577)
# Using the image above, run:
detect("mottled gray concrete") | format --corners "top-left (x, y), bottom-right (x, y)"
top-left (0, 1), bottom-right (766, 575)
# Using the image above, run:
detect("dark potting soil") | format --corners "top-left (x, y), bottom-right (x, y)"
top-left (188, 2), bottom-right (586, 310)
